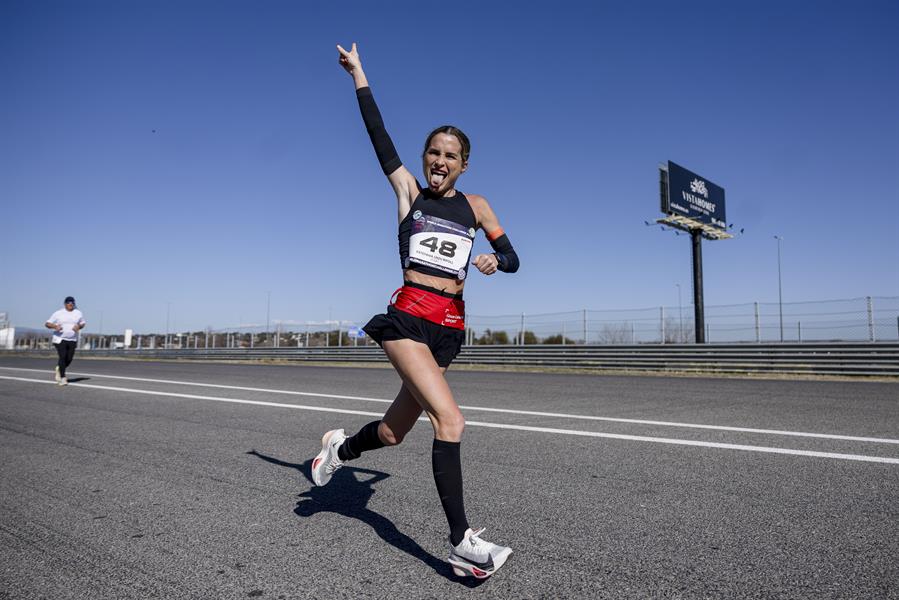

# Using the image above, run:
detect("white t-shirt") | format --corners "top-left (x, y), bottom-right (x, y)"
top-left (47, 308), bottom-right (85, 344)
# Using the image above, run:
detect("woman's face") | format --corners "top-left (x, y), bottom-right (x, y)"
top-left (422, 133), bottom-right (467, 194)
top-left (64, 302), bottom-right (75, 311)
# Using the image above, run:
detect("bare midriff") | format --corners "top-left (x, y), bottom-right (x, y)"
top-left (403, 269), bottom-right (465, 295)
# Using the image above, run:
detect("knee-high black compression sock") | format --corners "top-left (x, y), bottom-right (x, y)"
top-left (338, 420), bottom-right (386, 461)
top-left (432, 439), bottom-right (470, 546)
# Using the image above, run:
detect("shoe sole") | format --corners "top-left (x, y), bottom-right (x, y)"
top-left (450, 548), bottom-right (512, 579)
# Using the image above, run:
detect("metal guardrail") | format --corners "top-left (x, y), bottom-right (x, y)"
top-left (5, 343), bottom-right (898, 377)
top-left (453, 344), bottom-right (899, 376)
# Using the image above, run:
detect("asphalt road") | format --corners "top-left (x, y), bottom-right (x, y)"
top-left (1, 356), bottom-right (897, 599)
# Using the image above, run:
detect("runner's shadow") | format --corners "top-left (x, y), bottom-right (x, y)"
top-left (247, 450), bottom-right (484, 587)
top-left (67, 377), bottom-right (90, 383)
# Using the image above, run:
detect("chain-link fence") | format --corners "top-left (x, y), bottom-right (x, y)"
top-left (466, 296), bottom-right (899, 345)
top-left (4, 296), bottom-right (898, 350)
top-left (1, 321), bottom-right (376, 351)
top-left (88, 321), bottom-right (377, 351)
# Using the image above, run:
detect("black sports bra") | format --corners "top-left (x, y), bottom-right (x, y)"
top-left (398, 190), bottom-right (478, 281)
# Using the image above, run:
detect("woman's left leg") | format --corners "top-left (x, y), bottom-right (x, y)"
top-left (382, 339), bottom-right (513, 578)
top-left (381, 339), bottom-right (469, 545)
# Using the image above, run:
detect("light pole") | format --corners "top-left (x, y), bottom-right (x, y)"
top-left (266, 291), bottom-right (271, 346)
top-left (165, 302), bottom-right (171, 349)
top-left (774, 236), bottom-right (784, 342)
top-left (675, 283), bottom-right (683, 343)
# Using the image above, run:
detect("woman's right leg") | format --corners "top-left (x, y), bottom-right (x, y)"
top-left (379, 383), bottom-right (425, 444)
top-left (337, 384), bottom-right (422, 461)
top-left (311, 381), bottom-right (425, 485)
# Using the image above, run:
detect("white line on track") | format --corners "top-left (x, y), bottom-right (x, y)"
top-left (1, 366), bottom-right (897, 445)
top-left (2, 374), bottom-right (898, 465)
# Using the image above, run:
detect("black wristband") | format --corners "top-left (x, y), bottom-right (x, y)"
top-left (489, 233), bottom-right (520, 273)
top-left (356, 87), bottom-right (402, 176)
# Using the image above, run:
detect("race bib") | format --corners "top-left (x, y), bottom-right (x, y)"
top-left (407, 210), bottom-right (475, 279)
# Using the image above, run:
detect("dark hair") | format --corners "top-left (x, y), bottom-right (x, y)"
top-left (423, 126), bottom-right (470, 163)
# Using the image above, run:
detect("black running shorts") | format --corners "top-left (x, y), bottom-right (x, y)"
top-left (363, 305), bottom-right (465, 368)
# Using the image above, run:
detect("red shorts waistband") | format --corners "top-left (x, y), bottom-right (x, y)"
top-left (391, 285), bottom-right (466, 330)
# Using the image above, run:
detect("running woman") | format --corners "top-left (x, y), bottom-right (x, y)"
top-left (45, 296), bottom-right (86, 386)
top-left (310, 43), bottom-right (520, 579)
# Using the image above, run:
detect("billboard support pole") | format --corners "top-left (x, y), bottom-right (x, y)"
top-left (691, 229), bottom-right (706, 343)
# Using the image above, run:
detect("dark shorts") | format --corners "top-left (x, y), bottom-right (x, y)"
top-left (363, 304), bottom-right (465, 368)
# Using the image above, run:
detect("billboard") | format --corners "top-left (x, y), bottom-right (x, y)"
top-left (660, 161), bottom-right (726, 231)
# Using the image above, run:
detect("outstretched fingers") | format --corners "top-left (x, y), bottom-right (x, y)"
top-left (336, 42), bottom-right (361, 73)
top-left (336, 42), bottom-right (358, 57)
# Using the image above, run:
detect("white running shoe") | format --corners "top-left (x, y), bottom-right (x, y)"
top-left (55, 366), bottom-right (61, 382)
top-left (311, 429), bottom-right (347, 486)
top-left (448, 528), bottom-right (513, 579)
top-left (58, 377), bottom-right (68, 387)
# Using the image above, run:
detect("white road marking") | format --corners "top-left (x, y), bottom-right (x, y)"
top-left (1, 374), bottom-right (389, 417)
top-left (1, 366), bottom-right (897, 445)
top-left (1, 374), bottom-right (898, 465)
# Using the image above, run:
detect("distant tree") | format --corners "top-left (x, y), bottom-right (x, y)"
top-left (542, 334), bottom-right (576, 344)
top-left (523, 330), bottom-right (538, 345)
top-left (598, 323), bottom-right (632, 344)
top-left (475, 329), bottom-right (511, 345)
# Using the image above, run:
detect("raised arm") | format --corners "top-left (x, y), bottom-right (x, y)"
top-left (337, 43), bottom-right (418, 221)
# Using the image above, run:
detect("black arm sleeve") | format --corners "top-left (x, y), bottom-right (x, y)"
top-left (356, 87), bottom-right (402, 176)
top-left (489, 233), bottom-right (520, 273)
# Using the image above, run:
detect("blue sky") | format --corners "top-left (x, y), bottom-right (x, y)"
top-left (2, 0), bottom-right (897, 334)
